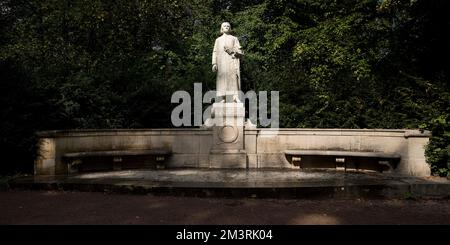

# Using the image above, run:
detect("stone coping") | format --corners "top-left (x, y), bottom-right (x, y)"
top-left (248, 128), bottom-right (430, 138)
top-left (37, 128), bottom-right (213, 137)
top-left (37, 128), bottom-right (431, 138)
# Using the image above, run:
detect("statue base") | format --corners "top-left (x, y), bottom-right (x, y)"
top-left (209, 102), bottom-right (247, 168)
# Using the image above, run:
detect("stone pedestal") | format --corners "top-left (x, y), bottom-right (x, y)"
top-left (209, 103), bottom-right (247, 168)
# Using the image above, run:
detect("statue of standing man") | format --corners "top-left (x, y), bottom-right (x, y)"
top-left (212, 22), bottom-right (244, 103)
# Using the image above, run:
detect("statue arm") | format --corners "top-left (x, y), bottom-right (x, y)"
top-left (212, 39), bottom-right (218, 72)
top-left (212, 39), bottom-right (218, 65)
top-left (233, 37), bottom-right (244, 57)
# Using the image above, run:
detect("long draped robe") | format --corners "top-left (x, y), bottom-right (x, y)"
top-left (212, 34), bottom-right (243, 97)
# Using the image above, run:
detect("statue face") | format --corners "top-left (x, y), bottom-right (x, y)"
top-left (221, 22), bottom-right (231, 34)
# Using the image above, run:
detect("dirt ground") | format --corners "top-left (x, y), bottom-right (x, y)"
top-left (0, 190), bottom-right (449, 225)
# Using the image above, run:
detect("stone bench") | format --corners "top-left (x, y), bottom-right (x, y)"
top-left (63, 149), bottom-right (171, 174)
top-left (284, 150), bottom-right (401, 173)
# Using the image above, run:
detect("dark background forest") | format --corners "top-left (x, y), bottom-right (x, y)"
top-left (0, 0), bottom-right (449, 176)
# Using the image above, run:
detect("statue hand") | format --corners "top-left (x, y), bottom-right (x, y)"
top-left (224, 47), bottom-right (233, 55)
top-left (212, 64), bottom-right (218, 72)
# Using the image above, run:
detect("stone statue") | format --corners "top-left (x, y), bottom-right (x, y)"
top-left (212, 22), bottom-right (244, 102)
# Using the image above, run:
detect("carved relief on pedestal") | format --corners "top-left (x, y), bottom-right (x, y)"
top-left (217, 125), bottom-right (239, 144)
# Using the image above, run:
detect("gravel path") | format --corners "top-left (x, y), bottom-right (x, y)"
top-left (1, 190), bottom-right (449, 224)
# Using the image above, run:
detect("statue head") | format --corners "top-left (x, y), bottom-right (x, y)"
top-left (220, 22), bottom-right (231, 34)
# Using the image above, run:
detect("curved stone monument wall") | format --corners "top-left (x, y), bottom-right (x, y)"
top-left (34, 128), bottom-right (431, 177)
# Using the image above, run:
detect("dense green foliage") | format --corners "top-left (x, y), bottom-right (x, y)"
top-left (0, 0), bottom-right (449, 175)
